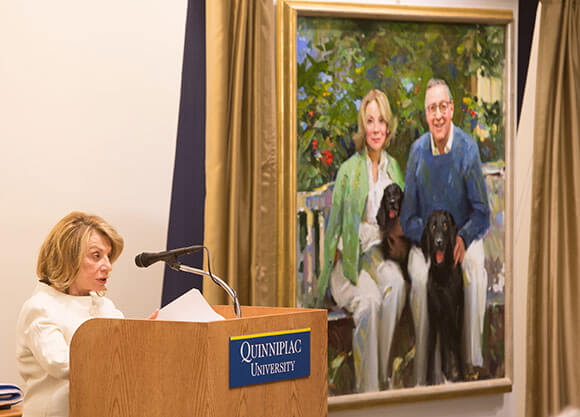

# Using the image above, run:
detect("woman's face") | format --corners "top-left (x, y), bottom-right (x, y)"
top-left (68, 231), bottom-right (113, 296)
top-left (365, 100), bottom-right (387, 153)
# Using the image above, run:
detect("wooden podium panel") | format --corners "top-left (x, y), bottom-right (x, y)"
top-left (0, 405), bottom-right (22, 417)
top-left (70, 306), bottom-right (327, 417)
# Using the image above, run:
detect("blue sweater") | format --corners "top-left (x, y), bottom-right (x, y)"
top-left (400, 126), bottom-right (490, 248)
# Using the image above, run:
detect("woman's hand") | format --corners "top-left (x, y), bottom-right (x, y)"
top-left (147, 308), bottom-right (159, 320)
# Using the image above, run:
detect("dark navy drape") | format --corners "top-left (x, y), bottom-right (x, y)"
top-left (518, 1), bottom-right (540, 125)
top-left (161, 0), bottom-right (206, 306)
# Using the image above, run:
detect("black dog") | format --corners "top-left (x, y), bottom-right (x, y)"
top-left (421, 210), bottom-right (465, 385)
top-left (376, 183), bottom-right (411, 283)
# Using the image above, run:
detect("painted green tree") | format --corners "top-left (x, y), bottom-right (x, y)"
top-left (297, 17), bottom-right (505, 192)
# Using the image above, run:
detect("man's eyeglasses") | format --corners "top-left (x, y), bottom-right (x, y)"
top-left (426, 101), bottom-right (452, 114)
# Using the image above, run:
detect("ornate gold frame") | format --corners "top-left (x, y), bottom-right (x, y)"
top-left (276, 0), bottom-right (514, 408)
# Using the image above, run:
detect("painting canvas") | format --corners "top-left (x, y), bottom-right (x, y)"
top-left (277, 1), bottom-right (513, 407)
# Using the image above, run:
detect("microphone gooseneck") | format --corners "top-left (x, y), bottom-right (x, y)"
top-left (175, 264), bottom-right (241, 319)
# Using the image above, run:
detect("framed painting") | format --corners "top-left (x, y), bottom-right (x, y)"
top-left (276, 0), bottom-right (514, 409)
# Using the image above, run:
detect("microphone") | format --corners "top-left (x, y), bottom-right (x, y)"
top-left (134, 245), bottom-right (204, 268)
top-left (134, 244), bottom-right (241, 318)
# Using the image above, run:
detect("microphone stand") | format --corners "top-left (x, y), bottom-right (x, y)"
top-left (168, 262), bottom-right (242, 319)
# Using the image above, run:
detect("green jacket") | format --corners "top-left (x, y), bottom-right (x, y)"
top-left (317, 149), bottom-right (404, 299)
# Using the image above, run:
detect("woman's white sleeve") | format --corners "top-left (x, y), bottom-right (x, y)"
top-left (25, 318), bottom-right (70, 379)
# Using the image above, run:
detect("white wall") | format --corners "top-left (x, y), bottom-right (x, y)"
top-left (0, 0), bottom-right (187, 384)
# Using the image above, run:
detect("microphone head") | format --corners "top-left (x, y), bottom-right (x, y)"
top-left (135, 253), bottom-right (153, 268)
top-left (134, 246), bottom-right (203, 269)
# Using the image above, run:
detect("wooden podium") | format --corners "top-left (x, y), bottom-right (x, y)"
top-left (70, 306), bottom-right (327, 417)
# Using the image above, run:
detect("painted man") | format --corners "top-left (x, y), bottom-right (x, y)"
top-left (400, 78), bottom-right (490, 385)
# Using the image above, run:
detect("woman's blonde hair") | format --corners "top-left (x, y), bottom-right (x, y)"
top-left (353, 89), bottom-right (398, 153)
top-left (36, 212), bottom-right (124, 292)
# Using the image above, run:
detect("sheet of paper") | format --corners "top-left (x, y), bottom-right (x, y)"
top-left (157, 288), bottom-right (225, 322)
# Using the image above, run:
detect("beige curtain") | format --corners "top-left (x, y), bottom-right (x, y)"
top-left (526, 0), bottom-right (580, 416)
top-left (204, 0), bottom-right (277, 306)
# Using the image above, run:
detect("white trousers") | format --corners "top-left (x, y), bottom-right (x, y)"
top-left (330, 255), bottom-right (407, 393)
top-left (408, 239), bottom-right (487, 385)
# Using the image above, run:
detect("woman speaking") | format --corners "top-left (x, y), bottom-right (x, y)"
top-left (16, 212), bottom-right (158, 417)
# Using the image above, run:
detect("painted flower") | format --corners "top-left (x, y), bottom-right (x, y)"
top-left (322, 150), bottom-right (333, 165)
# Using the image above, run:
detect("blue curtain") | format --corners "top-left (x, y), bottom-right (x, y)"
top-left (161, 0), bottom-right (206, 306)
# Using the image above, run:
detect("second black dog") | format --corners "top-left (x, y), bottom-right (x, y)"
top-left (421, 210), bottom-right (465, 385)
top-left (376, 183), bottom-right (411, 283)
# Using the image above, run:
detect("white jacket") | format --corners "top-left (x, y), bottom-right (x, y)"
top-left (16, 282), bottom-right (123, 417)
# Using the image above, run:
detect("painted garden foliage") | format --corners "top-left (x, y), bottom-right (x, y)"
top-left (294, 15), bottom-right (507, 396)
top-left (296, 18), bottom-right (505, 192)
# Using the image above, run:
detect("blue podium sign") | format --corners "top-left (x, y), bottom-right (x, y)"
top-left (229, 328), bottom-right (311, 388)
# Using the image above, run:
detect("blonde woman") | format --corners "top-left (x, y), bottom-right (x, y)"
top-left (16, 212), bottom-right (158, 417)
top-left (318, 89), bottom-right (407, 393)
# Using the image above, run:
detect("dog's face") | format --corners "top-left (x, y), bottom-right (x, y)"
top-left (377, 183), bottom-right (404, 228)
top-left (421, 210), bottom-right (457, 265)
